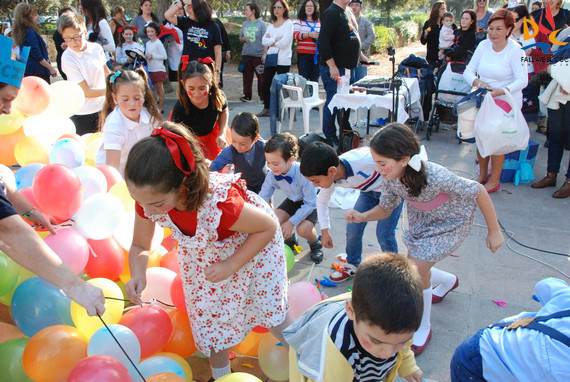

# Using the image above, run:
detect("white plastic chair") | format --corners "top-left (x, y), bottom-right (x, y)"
top-left (279, 81), bottom-right (325, 134)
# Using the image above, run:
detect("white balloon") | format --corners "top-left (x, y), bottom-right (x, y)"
top-left (76, 193), bottom-right (125, 240)
top-left (23, 114), bottom-right (76, 144)
top-left (44, 81), bottom-right (86, 117)
top-left (113, 210), bottom-right (164, 251)
top-left (74, 166), bottom-right (108, 201)
top-left (0, 164), bottom-right (16, 189)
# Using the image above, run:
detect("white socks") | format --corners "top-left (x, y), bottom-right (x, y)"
top-left (413, 288), bottom-right (432, 346)
top-left (431, 267), bottom-right (457, 298)
top-left (211, 364), bottom-right (231, 380)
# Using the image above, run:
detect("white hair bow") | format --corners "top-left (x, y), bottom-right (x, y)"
top-left (407, 145), bottom-right (428, 172)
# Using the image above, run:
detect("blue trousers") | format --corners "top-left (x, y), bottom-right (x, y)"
top-left (450, 329), bottom-right (485, 382)
top-left (350, 64), bottom-right (367, 83)
top-left (298, 53), bottom-right (319, 82)
top-left (320, 64), bottom-right (347, 141)
top-left (547, 104), bottom-right (570, 178)
top-left (345, 191), bottom-right (403, 266)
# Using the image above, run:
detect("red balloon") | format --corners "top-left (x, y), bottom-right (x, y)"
top-left (170, 274), bottom-right (186, 313)
top-left (32, 164), bottom-right (82, 220)
top-left (85, 237), bottom-right (125, 280)
top-left (95, 164), bottom-right (123, 191)
top-left (13, 76), bottom-right (51, 116)
top-left (162, 309), bottom-right (197, 358)
top-left (161, 234), bottom-right (178, 251)
top-left (160, 250), bottom-right (180, 274)
top-left (67, 355), bottom-right (133, 382)
top-left (44, 228), bottom-right (90, 274)
top-left (118, 305), bottom-right (173, 359)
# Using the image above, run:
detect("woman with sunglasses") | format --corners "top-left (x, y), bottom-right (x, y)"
top-left (475, 0), bottom-right (493, 44)
top-left (257, 0), bottom-right (294, 117)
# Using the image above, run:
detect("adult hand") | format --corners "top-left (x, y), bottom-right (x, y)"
top-left (344, 209), bottom-right (365, 223)
top-left (49, 67), bottom-right (58, 77)
top-left (27, 209), bottom-right (57, 234)
top-left (329, 65), bottom-right (340, 80)
top-left (64, 279), bottom-right (106, 316)
top-left (61, 42), bottom-right (68, 50)
top-left (261, 54), bottom-right (266, 64)
top-left (280, 221), bottom-right (295, 239)
top-left (125, 276), bottom-right (147, 305)
top-left (404, 369), bottom-right (424, 382)
top-left (486, 230), bottom-right (504, 253)
top-left (243, 35), bottom-right (249, 42)
top-left (204, 260), bottom-right (235, 283)
top-left (321, 230), bottom-right (334, 248)
top-left (146, 53), bottom-right (153, 60)
top-left (275, 36), bottom-right (282, 42)
top-left (488, 87), bottom-right (505, 98)
top-left (225, 51), bottom-right (231, 62)
top-left (424, 29), bottom-right (430, 38)
top-left (216, 134), bottom-right (228, 149)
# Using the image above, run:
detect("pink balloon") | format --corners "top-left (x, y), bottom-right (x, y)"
top-left (118, 306), bottom-right (173, 359)
top-left (95, 164), bottom-right (123, 191)
top-left (32, 164), bottom-right (83, 220)
top-left (141, 267), bottom-right (177, 307)
top-left (44, 228), bottom-right (90, 274)
top-left (160, 250), bottom-right (180, 274)
top-left (67, 355), bottom-right (133, 382)
top-left (13, 76), bottom-right (51, 116)
top-left (288, 282), bottom-right (323, 320)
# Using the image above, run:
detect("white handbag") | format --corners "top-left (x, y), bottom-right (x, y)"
top-left (473, 89), bottom-right (529, 157)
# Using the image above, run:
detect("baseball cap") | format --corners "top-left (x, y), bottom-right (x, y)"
top-left (349, 0), bottom-right (363, 4)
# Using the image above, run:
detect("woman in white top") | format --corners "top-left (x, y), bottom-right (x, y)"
top-left (79, 0), bottom-right (115, 60)
top-left (257, 0), bottom-right (293, 117)
top-left (464, 9), bottom-right (528, 193)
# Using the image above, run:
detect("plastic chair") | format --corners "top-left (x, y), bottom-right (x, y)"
top-left (279, 81), bottom-right (325, 135)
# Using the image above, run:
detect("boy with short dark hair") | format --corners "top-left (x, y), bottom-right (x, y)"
top-left (210, 112), bottom-right (267, 194)
top-left (300, 142), bottom-right (403, 282)
top-left (259, 133), bottom-right (323, 263)
top-left (284, 253), bottom-right (424, 382)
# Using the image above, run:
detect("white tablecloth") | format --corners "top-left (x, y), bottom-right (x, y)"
top-left (328, 77), bottom-right (422, 124)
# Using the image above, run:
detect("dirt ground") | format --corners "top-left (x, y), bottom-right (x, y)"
top-left (217, 40), bottom-right (427, 102)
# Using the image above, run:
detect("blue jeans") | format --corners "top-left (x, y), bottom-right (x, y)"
top-left (351, 64), bottom-right (367, 83)
top-left (547, 104), bottom-right (570, 178)
top-left (450, 329), bottom-right (485, 382)
top-left (298, 53), bottom-right (319, 82)
top-left (320, 64), bottom-right (346, 140)
top-left (345, 191), bottom-right (403, 266)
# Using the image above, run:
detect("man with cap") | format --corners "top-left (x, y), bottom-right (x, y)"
top-left (0, 34), bottom-right (106, 317)
top-left (349, 0), bottom-right (375, 82)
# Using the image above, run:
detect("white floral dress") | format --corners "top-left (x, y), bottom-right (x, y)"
top-left (379, 162), bottom-right (482, 262)
top-left (141, 172), bottom-right (289, 355)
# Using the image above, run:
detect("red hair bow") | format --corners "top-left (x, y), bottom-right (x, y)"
top-left (118, 25), bottom-right (137, 34)
top-left (198, 57), bottom-right (214, 65)
top-left (181, 55), bottom-right (190, 71)
top-left (151, 127), bottom-right (196, 175)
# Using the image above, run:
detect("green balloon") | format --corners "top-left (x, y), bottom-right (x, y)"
top-left (0, 251), bottom-right (19, 296)
top-left (0, 338), bottom-right (33, 382)
top-left (0, 265), bottom-right (36, 306)
top-left (285, 245), bottom-right (295, 273)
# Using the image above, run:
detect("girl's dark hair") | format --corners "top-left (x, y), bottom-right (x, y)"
top-left (100, 69), bottom-right (162, 130)
top-left (0, 82), bottom-right (8, 89)
top-left (271, 0), bottom-right (290, 22)
top-left (462, 10), bottom-right (478, 32)
top-left (428, 1), bottom-right (446, 27)
top-left (79, 0), bottom-right (108, 34)
top-left (191, 0), bottom-right (214, 24)
top-left (12, 3), bottom-right (40, 47)
top-left (177, 60), bottom-right (225, 113)
top-left (118, 25), bottom-right (135, 47)
top-left (137, 0), bottom-right (159, 22)
top-left (231, 112), bottom-right (260, 140)
top-left (246, 3), bottom-right (261, 19)
top-left (297, 0), bottom-right (319, 22)
top-left (369, 123), bottom-right (427, 197)
top-left (125, 121), bottom-right (210, 212)
top-left (265, 132), bottom-right (299, 161)
top-left (488, 8), bottom-right (515, 37)
top-left (144, 21), bottom-right (161, 36)
top-left (512, 4), bottom-right (531, 31)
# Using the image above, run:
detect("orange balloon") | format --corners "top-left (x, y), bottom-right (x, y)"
top-left (0, 127), bottom-right (25, 166)
top-left (147, 373), bottom-right (185, 382)
top-left (14, 136), bottom-right (50, 166)
top-left (58, 133), bottom-right (83, 143)
top-left (162, 310), bottom-right (196, 358)
top-left (232, 330), bottom-right (265, 357)
top-left (22, 325), bottom-right (88, 382)
top-left (119, 248), bottom-right (131, 283)
top-left (13, 76), bottom-right (51, 116)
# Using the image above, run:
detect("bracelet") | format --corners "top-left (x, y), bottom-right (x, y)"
top-left (21, 207), bottom-right (35, 219)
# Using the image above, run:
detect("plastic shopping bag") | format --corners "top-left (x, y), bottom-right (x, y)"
top-left (452, 87), bottom-right (487, 141)
top-left (473, 90), bottom-right (529, 157)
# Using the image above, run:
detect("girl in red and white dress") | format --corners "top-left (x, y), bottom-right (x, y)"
top-left (124, 121), bottom-right (290, 381)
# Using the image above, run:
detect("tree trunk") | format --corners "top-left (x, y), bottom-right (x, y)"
top-left (157, 0), bottom-right (169, 23)
top-left (387, 8), bottom-right (391, 28)
top-left (319, 0), bottom-right (333, 14)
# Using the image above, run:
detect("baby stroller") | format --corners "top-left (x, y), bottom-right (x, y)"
top-left (426, 60), bottom-right (472, 140)
top-left (396, 55), bottom-right (434, 133)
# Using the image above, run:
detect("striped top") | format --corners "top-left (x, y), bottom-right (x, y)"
top-left (329, 310), bottom-right (398, 381)
top-left (293, 19), bottom-right (321, 54)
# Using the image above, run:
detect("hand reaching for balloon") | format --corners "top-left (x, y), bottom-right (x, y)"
top-left (125, 276), bottom-right (147, 305)
top-left (205, 260), bottom-right (235, 283)
top-left (26, 209), bottom-right (57, 234)
top-left (64, 279), bottom-right (106, 316)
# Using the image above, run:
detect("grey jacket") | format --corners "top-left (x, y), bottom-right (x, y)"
top-left (357, 16), bottom-right (375, 58)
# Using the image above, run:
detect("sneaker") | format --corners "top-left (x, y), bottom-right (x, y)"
top-left (240, 95), bottom-right (252, 102)
top-left (329, 263), bottom-right (357, 283)
top-left (309, 240), bottom-right (323, 264)
top-left (256, 108), bottom-right (270, 117)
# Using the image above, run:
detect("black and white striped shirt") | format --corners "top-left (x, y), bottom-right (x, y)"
top-left (329, 310), bottom-right (398, 382)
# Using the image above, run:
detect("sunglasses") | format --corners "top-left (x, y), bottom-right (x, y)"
top-left (273, 5), bottom-right (283, 8)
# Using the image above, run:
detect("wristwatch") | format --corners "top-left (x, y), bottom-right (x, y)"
top-left (21, 207), bottom-right (35, 219)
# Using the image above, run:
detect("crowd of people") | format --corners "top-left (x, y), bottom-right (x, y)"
top-left (2, 0), bottom-right (569, 381)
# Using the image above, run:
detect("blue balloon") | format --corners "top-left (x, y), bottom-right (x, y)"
top-left (88, 324), bottom-right (141, 372)
top-left (49, 138), bottom-right (85, 168)
top-left (11, 277), bottom-right (74, 337)
top-left (14, 163), bottom-right (45, 190)
top-left (138, 356), bottom-right (185, 379)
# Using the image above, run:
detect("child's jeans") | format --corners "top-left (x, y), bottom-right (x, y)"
top-left (345, 191), bottom-right (403, 266)
top-left (450, 329), bottom-right (485, 382)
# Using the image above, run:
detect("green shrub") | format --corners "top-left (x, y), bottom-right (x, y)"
top-left (371, 25), bottom-right (398, 54)
top-left (393, 20), bottom-right (419, 46)
top-left (410, 13), bottom-right (428, 29)
top-left (228, 32), bottom-right (242, 62)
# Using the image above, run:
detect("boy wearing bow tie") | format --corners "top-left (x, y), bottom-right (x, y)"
top-left (259, 133), bottom-right (323, 263)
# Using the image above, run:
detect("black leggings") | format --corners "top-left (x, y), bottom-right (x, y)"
top-left (263, 65), bottom-right (290, 109)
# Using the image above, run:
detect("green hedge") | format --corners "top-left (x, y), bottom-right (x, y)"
top-left (228, 32), bottom-right (242, 62)
top-left (371, 25), bottom-right (398, 55)
top-left (393, 20), bottom-right (419, 46)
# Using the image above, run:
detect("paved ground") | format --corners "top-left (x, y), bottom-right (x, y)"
top-left (159, 91), bottom-right (570, 381)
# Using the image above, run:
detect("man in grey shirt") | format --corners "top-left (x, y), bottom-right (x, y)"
top-left (349, 0), bottom-right (375, 82)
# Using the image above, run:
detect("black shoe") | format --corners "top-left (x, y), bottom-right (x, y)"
top-left (544, 140), bottom-right (549, 148)
top-left (309, 240), bottom-right (323, 264)
top-left (240, 95), bottom-right (252, 102)
top-left (284, 234), bottom-right (299, 253)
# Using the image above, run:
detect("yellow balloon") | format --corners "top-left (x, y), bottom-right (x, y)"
top-left (109, 181), bottom-right (135, 211)
top-left (163, 228), bottom-right (172, 238)
top-left (155, 352), bottom-right (193, 382)
top-left (216, 373), bottom-right (262, 382)
top-left (84, 136), bottom-right (103, 167)
top-left (45, 81), bottom-right (86, 117)
top-left (14, 136), bottom-right (50, 166)
top-left (70, 278), bottom-right (124, 339)
top-left (0, 108), bottom-right (26, 135)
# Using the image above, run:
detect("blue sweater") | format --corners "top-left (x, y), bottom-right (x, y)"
top-left (22, 28), bottom-right (50, 77)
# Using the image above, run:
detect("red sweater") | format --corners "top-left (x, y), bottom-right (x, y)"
top-left (293, 19), bottom-right (321, 54)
